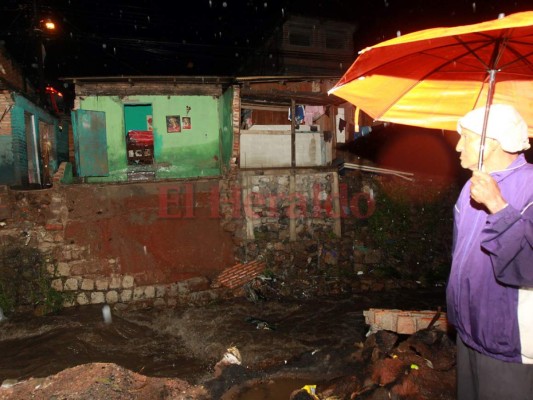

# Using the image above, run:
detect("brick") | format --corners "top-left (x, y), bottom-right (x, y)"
top-left (45, 223), bottom-right (63, 231)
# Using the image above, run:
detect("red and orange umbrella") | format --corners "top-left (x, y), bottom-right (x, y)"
top-left (329, 11), bottom-right (533, 167)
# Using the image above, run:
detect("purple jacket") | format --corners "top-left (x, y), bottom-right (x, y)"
top-left (446, 154), bottom-right (533, 364)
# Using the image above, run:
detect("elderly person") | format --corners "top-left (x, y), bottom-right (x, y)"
top-left (446, 104), bottom-right (533, 400)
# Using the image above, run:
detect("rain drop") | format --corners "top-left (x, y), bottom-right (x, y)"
top-left (269, 53), bottom-right (272, 58)
top-left (396, 30), bottom-right (401, 37)
top-left (147, 15), bottom-right (151, 23)
top-left (209, 0), bottom-right (212, 7)
top-left (223, 1), bottom-right (227, 7)
top-left (235, 52), bottom-right (239, 57)
top-left (472, 2), bottom-right (476, 12)
top-left (134, 24), bottom-right (137, 30)
top-left (102, 304), bottom-right (112, 324)
top-left (102, 43), bottom-right (107, 49)
top-left (113, 47), bottom-right (117, 55)
top-left (264, 2), bottom-right (267, 8)
top-left (281, 8), bottom-right (285, 17)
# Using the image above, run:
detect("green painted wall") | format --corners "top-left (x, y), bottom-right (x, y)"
top-left (219, 87), bottom-right (234, 173)
top-left (79, 94), bottom-right (225, 182)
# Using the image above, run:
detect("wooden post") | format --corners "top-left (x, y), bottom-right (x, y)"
top-left (289, 171), bottom-right (296, 241)
top-left (332, 171), bottom-right (342, 237)
top-left (291, 99), bottom-right (296, 168)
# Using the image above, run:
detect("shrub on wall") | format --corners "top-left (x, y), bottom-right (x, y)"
top-left (0, 245), bottom-right (67, 316)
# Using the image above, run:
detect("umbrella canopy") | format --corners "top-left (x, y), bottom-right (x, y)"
top-left (329, 11), bottom-right (533, 138)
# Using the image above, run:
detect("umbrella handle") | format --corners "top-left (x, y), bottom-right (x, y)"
top-left (477, 70), bottom-right (497, 171)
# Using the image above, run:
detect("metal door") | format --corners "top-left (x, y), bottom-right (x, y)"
top-left (72, 109), bottom-right (109, 177)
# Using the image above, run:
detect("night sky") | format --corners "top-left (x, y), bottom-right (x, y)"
top-left (1, 0), bottom-right (531, 89)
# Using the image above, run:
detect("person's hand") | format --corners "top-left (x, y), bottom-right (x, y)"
top-left (470, 171), bottom-right (508, 214)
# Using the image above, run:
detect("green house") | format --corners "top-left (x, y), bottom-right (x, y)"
top-left (66, 76), bottom-right (236, 182)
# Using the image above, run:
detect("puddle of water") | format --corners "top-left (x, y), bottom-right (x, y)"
top-left (236, 378), bottom-right (315, 400)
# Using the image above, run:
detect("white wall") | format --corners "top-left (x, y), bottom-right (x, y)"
top-left (240, 129), bottom-right (329, 168)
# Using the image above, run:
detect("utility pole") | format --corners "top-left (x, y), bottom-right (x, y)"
top-left (33, 0), bottom-right (47, 106)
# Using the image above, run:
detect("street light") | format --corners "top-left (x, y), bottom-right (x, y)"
top-left (43, 19), bottom-right (56, 31)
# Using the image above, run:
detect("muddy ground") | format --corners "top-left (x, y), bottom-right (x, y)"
top-left (0, 288), bottom-right (454, 399)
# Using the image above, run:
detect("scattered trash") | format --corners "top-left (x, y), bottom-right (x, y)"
top-left (290, 384), bottom-right (319, 400)
top-left (243, 275), bottom-right (279, 303)
top-left (410, 363), bottom-right (419, 370)
top-left (302, 384), bottom-right (317, 395)
top-left (221, 346), bottom-right (242, 365)
top-left (214, 346), bottom-right (242, 377)
top-left (102, 304), bottom-right (112, 324)
top-left (363, 308), bottom-right (449, 334)
top-left (245, 316), bottom-right (276, 330)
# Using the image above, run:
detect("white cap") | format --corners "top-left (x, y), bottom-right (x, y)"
top-left (457, 104), bottom-right (531, 152)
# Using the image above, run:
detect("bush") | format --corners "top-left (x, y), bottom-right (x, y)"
top-left (0, 245), bottom-right (67, 316)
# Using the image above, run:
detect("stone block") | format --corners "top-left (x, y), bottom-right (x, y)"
top-left (69, 260), bottom-right (102, 276)
top-left (51, 279), bottom-right (63, 292)
top-left (62, 249), bottom-right (72, 261)
top-left (57, 262), bottom-right (71, 277)
top-left (90, 292), bottom-right (105, 304)
top-left (106, 291), bottom-right (119, 304)
top-left (169, 283), bottom-right (179, 297)
top-left (77, 293), bottom-right (89, 305)
top-left (167, 297), bottom-right (177, 307)
top-left (95, 278), bottom-right (109, 291)
top-left (38, 242), bottom-right (54, 253)
top-left (109, 275), bottom-right (121, 289)
top-left (178, 276), bottom-right (210, 294)
top-left (120, 290), bottom-right (132, 302)
top-left (81, 279), bottom-right (94, 291)
top-left (64, 278), bottom-right (79, 291)
top-left (144, 286), bottom-right (155, 299)
top-left (133, 287), bottom-right (145, 300)
top-left (155, 285), bottom-right (167, 298)
top-left (153, 298), bottom-right (166, 307)
top-left (122, 275), bottom-right (134, 289)
top-left (71, 248), bottom-right (84, 260)
top-left (63, 298), bottom-right (76, 308)
top-left (47, 264), bottom-right (56, 275)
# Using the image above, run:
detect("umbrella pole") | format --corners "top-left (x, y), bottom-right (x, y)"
top-left (477, 70), bottom-right (497, 171)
